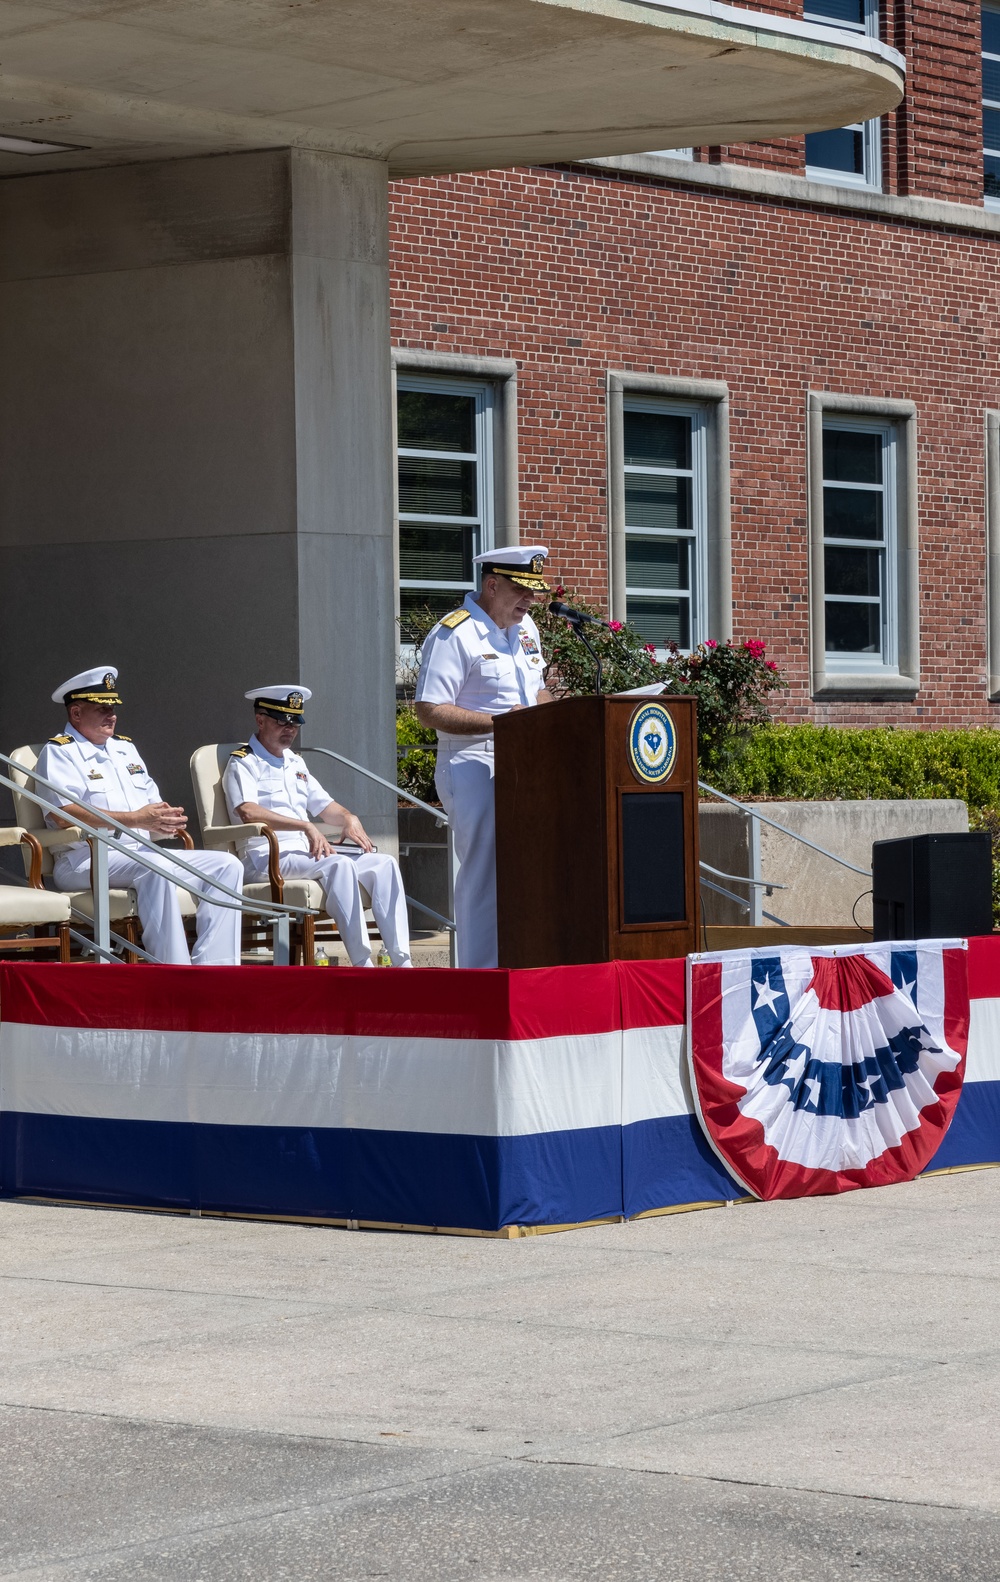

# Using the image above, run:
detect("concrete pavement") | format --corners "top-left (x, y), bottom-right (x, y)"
top-left (1, 1169), bottom-right (999, 1578)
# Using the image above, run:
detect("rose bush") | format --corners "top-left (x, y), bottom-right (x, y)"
top-left (395, 591), bottom-right (788, 798)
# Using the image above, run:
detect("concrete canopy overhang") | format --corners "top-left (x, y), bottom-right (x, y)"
top-left (0, 0), bottom-right (904, 180)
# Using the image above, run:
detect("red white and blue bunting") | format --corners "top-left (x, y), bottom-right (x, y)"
top-left (686, 940), bottom-right (970, 1201)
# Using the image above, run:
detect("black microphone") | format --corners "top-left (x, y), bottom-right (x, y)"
top-left (548, 600), bottom-right (611, 629)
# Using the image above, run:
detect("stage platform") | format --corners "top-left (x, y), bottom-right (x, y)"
top-left (0, 940), bottom-right (998, 1238)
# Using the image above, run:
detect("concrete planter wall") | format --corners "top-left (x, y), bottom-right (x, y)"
top-left (399, 798), bottom-right (970, 934)
top-left (398, 807), bottom-right (450, 933)
top-left (700, 800), bottom-right (969, 928)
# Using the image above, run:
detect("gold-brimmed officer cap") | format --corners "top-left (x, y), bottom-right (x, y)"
top-left (52, 667), bottom-right (122, 707)
top-left (246, 684), bottom-right (312, 725)
top-left (473, 544), bottom-right (551, 592)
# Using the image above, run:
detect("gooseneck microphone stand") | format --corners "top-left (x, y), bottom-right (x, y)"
top-left (556, 606), bottom-right (603, 695)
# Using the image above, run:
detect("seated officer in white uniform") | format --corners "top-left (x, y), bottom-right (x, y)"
top-left (414, 547), bottom-right (554, 969)
top-left (222, 686), bottom-right (412, 968)
top-left (36, 667), bottom-right (244, 965)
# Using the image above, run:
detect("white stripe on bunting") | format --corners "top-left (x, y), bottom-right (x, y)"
top-left (0, 1023), bottom-right (622, 1138)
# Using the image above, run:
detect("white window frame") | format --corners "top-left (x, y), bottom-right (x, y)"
top-left (820, 417), bottom-right (898, 675)
top-left (396, 372), bottom-right (495, 607)
top-left (804, 0), bottom-right (882, 192)
top-left (808, 392), bottom-right (919, 699)
top-left (985, 410), bottom-right (1000, 697)
top-left (621, 399), bottom-right (708, 653)
top-left (608, 373), bottom-right (731, 653)
top-left (983, 4), bottom-right (1000, 211)
top-left (391, 353), bottom-right (519, 662)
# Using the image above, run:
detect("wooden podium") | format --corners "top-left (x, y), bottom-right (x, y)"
top-left (494, 694), bottom-right (700, 967)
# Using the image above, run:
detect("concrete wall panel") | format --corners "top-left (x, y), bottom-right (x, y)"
top-left (0, 533), bottom-right (300, 816)
top-left (699, 800), bottom-right (970, 929)
top-left (0, 255), bottom-right (296, 548)
top-left (0, 151), bottom-right (289, 282)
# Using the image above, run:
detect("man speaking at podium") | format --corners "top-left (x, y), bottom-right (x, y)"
top-left (414, 546), bottom-right (554, 968)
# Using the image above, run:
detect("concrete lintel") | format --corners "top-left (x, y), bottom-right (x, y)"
top-left (585, 154), bottom-right (1000, 237)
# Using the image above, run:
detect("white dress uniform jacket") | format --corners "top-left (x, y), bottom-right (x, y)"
top-left (222, 735), bottom-right (411, 967)
top-left (414, 591), bottom-right (547, 968)
top-left (35, 726), bottom-right (243, 966)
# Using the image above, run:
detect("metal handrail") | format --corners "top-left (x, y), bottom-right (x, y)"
top-left (0, 749), bottom-right (315, 920)
top-left (698, 779), bottom-right (872, 878)
top-left (700, 860), bottom-right (785, 892)
top-left (700, 875), bottom-right (790, 927)
top-left (302, 744), bottom-right (458, 960)
top-left (303, 745), bottom-right (449, 826)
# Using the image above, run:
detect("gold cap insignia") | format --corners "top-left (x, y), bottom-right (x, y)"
top-left (103, 672), bottom-right (115, 690)
top-left (531, 554), bottom-right (544, 575)
top-left (289, 692), bottom-right (304, 711)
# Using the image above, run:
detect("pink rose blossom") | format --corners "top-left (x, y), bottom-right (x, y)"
top-left (608, 620), bottom-right (624, 632)
top-left (644, 644), bottom-right (656, 654)
top-left (703, 639), bottom-right (718, 650)
top-left (766, 660), bottom-right (779, 672)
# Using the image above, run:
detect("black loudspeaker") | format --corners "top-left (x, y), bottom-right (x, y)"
top-left (872, 832), bottom-right (994, 941)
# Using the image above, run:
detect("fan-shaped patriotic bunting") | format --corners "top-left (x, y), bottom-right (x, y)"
top-left (686, 940), bottom-right (969, 1201)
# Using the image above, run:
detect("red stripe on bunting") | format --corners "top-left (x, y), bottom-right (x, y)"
top-left (0, 962), bottom-right (621, 1041)
top-left (687, 946), bottom-right (970, 1202)
top-left (965, 935), bottom-right (1000, 1001)
top-left (616, 958), bottom-right (686, 1032)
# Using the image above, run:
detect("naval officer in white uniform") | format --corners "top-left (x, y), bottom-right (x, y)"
top-left (36, 667), bottom-right (244, 965)
top-left (414, 546), bottom-right (554, 969)
top-left (223, 686), bottom-right (412, 967)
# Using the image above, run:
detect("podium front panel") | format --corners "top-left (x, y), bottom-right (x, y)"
top-left (620, 792), bottom-right (686, 925)
top-left (496, 694), bottom-right (699, 967)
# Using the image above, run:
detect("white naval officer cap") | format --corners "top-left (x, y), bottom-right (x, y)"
top-left (473, 545), bottom-right (551, 592)
top-left (52, 667), bottom-right (122, 707)
top-left (246, 684), bottom-right (313, 725)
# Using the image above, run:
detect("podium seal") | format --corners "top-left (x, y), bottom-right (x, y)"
top-left (627, 702), bottom-right (677, 784)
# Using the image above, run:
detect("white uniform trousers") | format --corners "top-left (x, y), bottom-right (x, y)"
top-left (435, 740), bottom-right (496, 970)
top-left (245, 849), bottom-right (412, 967)
top-left (53, 845), bottom-right (244, 966)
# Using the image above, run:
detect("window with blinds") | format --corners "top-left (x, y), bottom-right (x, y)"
top-left (984, 5), bottom-right (1000, 205)
top-left (622, 402), bottom-right (708, 651)
top-left (804, 0), bottom-right (882, 190)
top-left (396, 378), bottom-right (494, 643)
top-left (822, 420), bottom-right (898, 671)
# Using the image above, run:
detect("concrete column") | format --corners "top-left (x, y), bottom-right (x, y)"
top-left (0, 149), bottom-right (397, 845)
top-left (290, 151), bottom-right (397, 841)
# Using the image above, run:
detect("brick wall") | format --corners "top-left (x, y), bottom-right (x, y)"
top-left (389, 161), bottom-right (1000, 729)
top-left (893, 0), bottom-right (983, 202)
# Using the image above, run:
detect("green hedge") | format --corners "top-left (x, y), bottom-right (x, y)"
top-left (714, 724), bottom-right (1000, 810)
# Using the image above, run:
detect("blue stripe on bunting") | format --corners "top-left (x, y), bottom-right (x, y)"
top-left (623, 1114), bottom-right (744, 1216)
top-left (0, 1112), bottom-right (624, 1232)
top-left (890, 949), bottom-right (919, 1007)
top-left (924, 1080), bottom-right (1000, 1172)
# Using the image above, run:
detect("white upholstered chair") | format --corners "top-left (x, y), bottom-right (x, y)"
top-left (0, 825), bottom-right (72, 960)
top-left (8, 743), bottom-right (197, 960)
top-left (189, 743), bottom-right (376, 966)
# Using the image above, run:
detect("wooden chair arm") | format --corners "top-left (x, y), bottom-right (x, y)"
top-left (152, 830), bottom-right (195, 849)
top-left (19, 831), bottom-right (43, 889)
top-left (202, 821), bottom-right (283, 900)
top-left (265, 826), bottom-right (284, 902)
top-left (0, 825), bottom-right (27, 848)
top-left (26, 825), bottom-right (84, 848)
